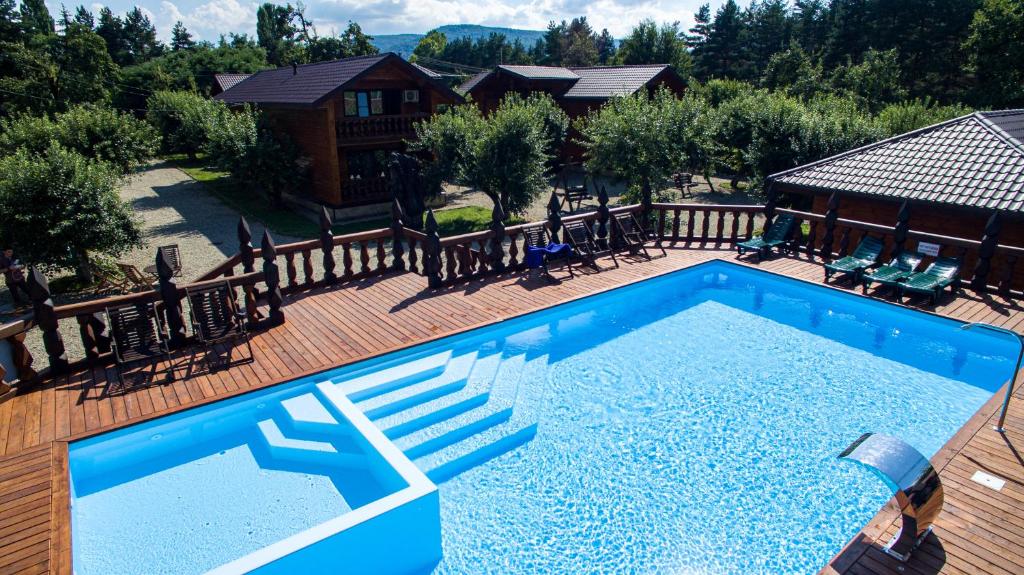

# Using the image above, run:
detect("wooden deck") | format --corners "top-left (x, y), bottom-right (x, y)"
top-left (1, 247), bottom-right (1023, 575)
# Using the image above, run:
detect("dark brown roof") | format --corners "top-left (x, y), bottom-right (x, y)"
top-left (456, 64), bottom-right (679, 100)
top-left (215, 53), bottom-right (462, 106)
top-left (213, 73), bottom-right (251, 92)
top-left (563, 65), bottom-right (670, 99)
top-left (769, 110), bottom-right (1024, 213)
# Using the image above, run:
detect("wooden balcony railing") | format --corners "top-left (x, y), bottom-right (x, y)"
top-left (336, 114), bottom-right (427, 141)
top-left (343, 176), bottom-right (389, 205)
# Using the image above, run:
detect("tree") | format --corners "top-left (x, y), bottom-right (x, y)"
top-left (830, 48), bottom-right (907, 112)
top-left (121, 7), bottom-right (162, 65)
top-left (761, 45), bottom-right (823, 99)
top-left (743, 0), bottom-right (791, 78)
top-left (595, 29), bottom-right (616, 64)
top-left (205, 105), bottom-right (306, 207)
top-left (18, 0), bottom-right (52, 38)
top-left (963, 0), bottom-right (1024, 108)
top-left (411, 29), bottom-right (446, 63)
top-left (699, 0), bottom-right (748, 79)
top-left (687, 4), bottom-right (712, 77)
top-left (0, 0), bottom-right (21, 44)
top-left (146, 91), bottom-right (220, 159)
top-left (0, 144), bottom-right (142, 281)
top-left (257, 2), bottom-right (302, 66)
top-left (72, 5), bottom-right (93, 29)
top-left (409, 104), bottom-right (482, 195)
top-left (0, 104), bottom-right (158, 174)
top-left (539, 20), bottom-right (567, 65)
top-left (47, 23), bottom-right (118, 108)
top-left (171, 21), bottom-right (195, 51)
top-left (874, 98), bottom-right (970, 136)
top-left (577, 90), bottom-right (682, 206)
top-left (95, 7), bottom-right (125, 64)
top-left (792, 0), bottom-right (828, 55)
top-left (617, 20), bottom-right (692, 76)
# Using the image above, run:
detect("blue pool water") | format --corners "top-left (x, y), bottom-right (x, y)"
top-left (69, 262), bottom-right (1017, 574)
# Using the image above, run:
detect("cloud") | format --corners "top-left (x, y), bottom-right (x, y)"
top-left (152, 0), bottom-right (257, 41)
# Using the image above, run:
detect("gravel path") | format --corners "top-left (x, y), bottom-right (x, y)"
top-left (120, 160), bottom-right (300, 282)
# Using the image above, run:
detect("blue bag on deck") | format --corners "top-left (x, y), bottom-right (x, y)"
top-left (525, 243), bottom-right (571, 269)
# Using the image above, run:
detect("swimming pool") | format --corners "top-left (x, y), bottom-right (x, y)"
top-left (68, 261), bottom-right (1017, 574)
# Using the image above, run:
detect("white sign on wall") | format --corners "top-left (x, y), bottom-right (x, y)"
top-left (918, 241), bottom-right (941, 257)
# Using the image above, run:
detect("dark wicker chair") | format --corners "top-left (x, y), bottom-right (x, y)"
top-left (611, 212), bottom-right (666, 260)
top-left (186, 281), bottom-right (253, 370)
top-left (523, 224), bottom-right (573, 278)
top-left (106, 302), bottom-right (175, 388)
top-left (159, 244), bottom-right (184, 277)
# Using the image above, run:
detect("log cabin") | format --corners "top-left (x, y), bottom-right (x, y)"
top-left (767, 109), bottom-right (1024, 288)
top-left (215, 53), bottom-right (463, 218)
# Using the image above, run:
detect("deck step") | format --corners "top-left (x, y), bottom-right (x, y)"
top-left (359, 352), bottom-right (478, 420)
top-left (372, 352), bottom-right (506, 435)
top-left (424, 424), bottom-right (538, 484)
top-left (335, 350), bottom-right (452, 401)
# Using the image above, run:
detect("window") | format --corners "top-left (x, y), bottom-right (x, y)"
top-left (343, 90), bottom-right (387, 117)
top-left (346, 150), bottom-right (388, 180)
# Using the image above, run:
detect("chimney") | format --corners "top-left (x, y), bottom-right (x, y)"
top-left (292, 62), bottom-right (297, 75)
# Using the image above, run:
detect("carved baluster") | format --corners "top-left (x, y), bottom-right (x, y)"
top-left (407, 237), bottom-right (419, 274)
top-left (715, 210), bottom-right (726, 243)
top-left (730, 211), bottom-right (740, 242)
top-left (763, 183), bottom-right (778, 230)
top-left (342, 242), bottom-right (354, 278)
top-left (474, 239), bottom-right (489, 275)
top-left (489, 203), bottom-right (506, 273)
top-left (445, 246), bottom-right (457, 282)
top-left (320, 207), bottom-right (337, 284)
top-left (806, 221), bottom-right (818, 259)
top-left (547, 193), bottom-right (563, 244)
top-left (838, 227), bottom-right (852, 257)
top-left (595, 187), bottom-right (610, 249)
top-left (686, 208), bottom-right (696, 240)
top-left (243, 284), bottom-right (258, 324)
top-left (9, 331), bottom-right (36, 382)
top-left (745, 212), bottom-right (755, 240)
top-left (508, 231), bottom-right (520, 268)
top-left (238, 217), bottom-right (259, 301)
top-left (261, 231), bottom-right (285, 325)
top-left (671, 209), bottom-right (681, 243)
top-left (458, 245), bottom-right (471, 279)
top-left (424, 210), bottom-right (443, 288)
top-left (820, 192), bottom-right (840, 261)
top-left (376, 238), bottom-right (387, 273)
top-left (359, 241), bottom-right (371, 275)
top-left (656, 207), bottom-right (666, 240)
top-left (700, 209), bottom-right (711, 244)
top-left (892, 201), bottom-right (911, 258)
top-left (390, 199), bottom-right (406, 271)
top-left (971, 211), bottom-right (1001, 292)
top-left (285, 252), bottom-right (298, 289)
top-left (155, 249), bottom-right (187, 348)
top-left (302, 249), bottom-right (314, 287)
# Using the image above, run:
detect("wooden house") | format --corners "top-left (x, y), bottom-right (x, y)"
top-left (215, 53), bottom-right (463, 216)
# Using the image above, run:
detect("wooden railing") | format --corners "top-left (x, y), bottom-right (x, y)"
top-left (343, 176), bottom-right (389, 205)
top-left (336, 113), bottom-right (427, 141)
top-left (650, 203), bottom-right (763, 245)
top-left (775, 207), bottom-right (1024, 294)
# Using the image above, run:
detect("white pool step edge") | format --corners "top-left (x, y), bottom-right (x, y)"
top-left (338, 350), bottom-right (452, 401)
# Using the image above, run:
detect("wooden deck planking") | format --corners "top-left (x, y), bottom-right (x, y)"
top-left (0, 247), bottom-right (1022, 574)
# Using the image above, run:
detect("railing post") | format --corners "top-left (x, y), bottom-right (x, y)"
top-left (489, 202), bottom-right (506, 273)
top-left (596, 186), bottom-right (610, 249)
top-left (892, 201), bottom-right (910, 258)
top-left (763, 182), bottom-right (778, 230)
top-left (320, 207), bottom-right (338, 284)
top-left (238, 217), bottom-right (255, 273)
top-left (156, 248), bottom-right (188, 348)
top-left (27, 268), bottom-right (67, 373)
top-left (820, 192), bottom-right (840, 260)
top-left (391, 199), bottom-right (406, 271)
top-left (424, 209), bottom-right (443, 288)
top-left (261, 231), bottom-right (285, 325)
top-left (972, 211), bottom-right (1002, 292)
top-left (8, 331), bottom-right (36, 383)
top-left (547, 192), bottom-right (563, 243)
top-left (77, 312), bottom-right (110, 362)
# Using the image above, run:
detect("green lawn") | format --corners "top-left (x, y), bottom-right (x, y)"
top-left (168, 156), bottom-right (506, 239)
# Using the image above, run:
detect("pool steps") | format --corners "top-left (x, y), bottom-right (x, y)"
top-left (254, 349), bottom-right (543, 484)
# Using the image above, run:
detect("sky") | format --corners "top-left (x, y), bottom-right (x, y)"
top-left (48, 0), bottom-right (721, 43)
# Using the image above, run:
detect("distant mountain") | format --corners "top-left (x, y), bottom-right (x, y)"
top-left (372, 24), bottom-right (546, 58)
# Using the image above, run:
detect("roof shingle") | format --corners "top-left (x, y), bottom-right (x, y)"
top-left (213, 73), bottom-right (251, 92)
top-left (562, 65), bottom-right (669, 99)
top-left (769, 110), bottom-right (1024, 214)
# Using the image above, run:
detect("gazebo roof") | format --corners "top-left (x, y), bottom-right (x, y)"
top-left (768, 110), bottom-right (1024, 213)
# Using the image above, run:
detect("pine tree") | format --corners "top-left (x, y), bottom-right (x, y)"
top-left (95, 7), bottom-right (125, 63)
top-left (792, 0), bottom-right (827, 55)
top-left (171, 21), bottom-right (195, 51)
top-left (73, 6), bottom-right (94, 29)
top-left (702, 0), bottom-right (747, 79)
top-left (745, 0), bottom-right (791, 79)
top-left (0, 0), bottom-right (21, 43)
top-left (688, 4), bottom-right (712, 78)
top-left (122, 7), bottom-right (162, 65)
top-left (19, 0), bottom-right (53, 37)
top-left (596, 29), bottom-right (616, 64)
top-left (541, 20), bottom-right (567, 65)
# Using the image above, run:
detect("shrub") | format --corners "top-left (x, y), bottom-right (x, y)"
top-left (874, 99), bottom-right (971, 137)
top-left (0, 144), bottom-right (142, 281)
top-left (409, 104), bottom-right (482, 195)
top-left (146, 90), bottom-right (221, 159)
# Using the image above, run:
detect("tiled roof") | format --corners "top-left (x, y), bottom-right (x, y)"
top-left (497, 65), bottom-right (579, 80)
top-left (457, 70), bottom-right (491, 94)
top-left (213, 73), bottom-right (251, 92)
top-left (563, 65), bottom-right (669, 99)
top-left (215, 53), bottom-right (462, 106)
top-left (769, 110), bottom-right (1024, 213)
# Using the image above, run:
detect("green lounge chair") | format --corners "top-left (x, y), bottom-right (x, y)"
top-left (861, 251), bottom-right (924, 294)
top-left (736, 213), bottom-right (795, 261)
top-left (823, 235), bottom-right (885, 282)
top-left (897, 256), bottom-right (962, 304)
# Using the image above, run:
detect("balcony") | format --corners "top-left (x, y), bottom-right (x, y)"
top-left (343, 176), bottom-right (389, 206)
top-left (336, 113), bottom-right (428, 143)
